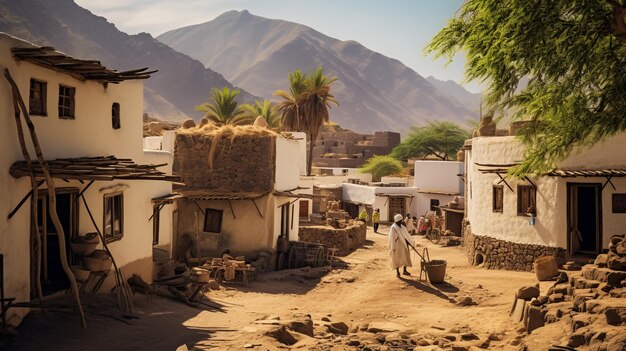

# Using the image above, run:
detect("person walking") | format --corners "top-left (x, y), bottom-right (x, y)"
top-left (388, 214), bottom-right (414, 277)
top-left (372, 208), bottom-right (381, 233)
top-left (357, 208), bottom-right (369, 224)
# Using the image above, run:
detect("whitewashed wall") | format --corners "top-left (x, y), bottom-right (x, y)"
top-left (275, 136), bottom-right (301, 191)
top-left (467, 135), bottom-right (626, 249)
top-left (0, 33), bottom-right (173, 325)
top-left (414, 160), bottom-right (464, 194)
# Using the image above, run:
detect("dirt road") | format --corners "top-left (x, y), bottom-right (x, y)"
top-left (10, 225), bottom-right (542, 350)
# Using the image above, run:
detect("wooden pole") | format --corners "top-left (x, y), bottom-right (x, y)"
top-left (4, 69), bottom-right (86, 329)
top-left (8, 85), bottom-right (43, 304)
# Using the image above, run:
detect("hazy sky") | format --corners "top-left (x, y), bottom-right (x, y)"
top-left (75, 0), bottom-right (481, 93)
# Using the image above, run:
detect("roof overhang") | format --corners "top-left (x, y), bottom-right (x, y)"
top-left (415, 189), bottom-right (460, 196)
top-left (547, 169), bottom-right (626, 177)
top-left (375, 193), bottom-right (415, 198)
top-left (179, 190), bottom-right (270, 201)
top-left (10, 156), bottom-right (181, 183)
top-left (12, 46), bottom-right (156, 84)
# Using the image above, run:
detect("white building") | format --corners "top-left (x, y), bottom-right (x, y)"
top-left (0, 33), bottom-right (177, 325)
top-left (172, 129), bottom-right (310, 269)
top-left (464, 133), bottom-right (626, 267)
top-left (341, 160), bottom-right (463, 222)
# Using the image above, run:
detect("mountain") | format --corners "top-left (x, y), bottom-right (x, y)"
top-left (426, 76), bottom-right (481, 112)
top-left (0, 0), bottom-right (257, 122)
top-left (158, 10), bottom-right (478, 133)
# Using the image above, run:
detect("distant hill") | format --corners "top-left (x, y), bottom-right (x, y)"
top-left (158, 10), bottom-right (479, 133)
top-left (426, 76), bottom-right (482, 112)
top-left (0, 0), bottom-right (257, 122)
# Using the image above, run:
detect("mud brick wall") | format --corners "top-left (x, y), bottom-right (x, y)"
top-left (312, 186), bottom-right (343, 213)
top-left (463, 226), bottom-right (566, 271)
top-left (299, 222), bottom-right (366, 256)
top-left (173, 132), bottom-right (275, 192)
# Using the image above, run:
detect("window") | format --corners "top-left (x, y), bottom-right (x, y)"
top-left (612, 194), bottom-right (626, 213)
top-left (430, 199), bottom-right (440, 211)
top-left (112, 102), bottom-right (121, 129)
top-left (493, 185), bottom-right (504, 213)
top-left (280, 203), bottom-right (290, 237)
top-left (103, 193), bottom-right (124, 242)
top-left (203, 209), bottom-right (223, 233)
top-left (152, 206), bottom-right (160, 245)
top-left (58, 85), bottom-right (75, 119)
top-left (29, 79), bottom-right (47, 116)
top-left (517, 185), bottom-right (536, 216)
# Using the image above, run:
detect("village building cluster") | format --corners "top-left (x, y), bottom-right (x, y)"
top-left (0, 30), bottom-right (625, 349)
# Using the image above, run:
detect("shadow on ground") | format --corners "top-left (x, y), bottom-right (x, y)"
top-left (7, 294), bottom-right (230, 351)
top-left (399, 277), bottom-right (458, 300)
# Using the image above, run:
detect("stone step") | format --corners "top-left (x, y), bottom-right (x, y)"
top-left (584, 297), bottom-right (626, 314)
top-left (572, 277), bottom-right (601, 289)
top-left (581, 265), bottom-right (626, 286)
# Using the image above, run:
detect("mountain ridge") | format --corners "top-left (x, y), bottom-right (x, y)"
top-left (0, 0), bottom-right (258, 122)
top-left (158, 10), bottom-right (479, 133)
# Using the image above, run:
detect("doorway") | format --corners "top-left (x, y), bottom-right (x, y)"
top-left (33, 188), bottom-right (79, 297)
top-left (388, 197), bottom-right (406, 222)
top-left (567, 183), bottom-right (602, 257)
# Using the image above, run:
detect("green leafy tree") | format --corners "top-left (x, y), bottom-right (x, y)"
top-left (359, 156), bottom-right (404, 182)
top-left (427, 0), bottom-right (626, 175)
top-left (391, 121), bottom-right (470, 161)
top-left (274, 67), bottom-right (338, 175)
top-left (242, 99), bottom-right (282, 128)
top-left (195, 87), bottom-right (251, 126)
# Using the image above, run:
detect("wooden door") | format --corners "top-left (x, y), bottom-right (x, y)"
top-left (567, 183), bottom-right (602, 256)
top-left (388, 197), bottom-right (406, 222)
top-left (299, 200), bottom-right (309, 219)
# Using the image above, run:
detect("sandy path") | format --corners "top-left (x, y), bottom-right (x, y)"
top-left (9, 225), bottom-right (541, 350)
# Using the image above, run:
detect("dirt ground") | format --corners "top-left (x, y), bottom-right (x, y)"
top-left (7, 224), bottom-right (549, 351)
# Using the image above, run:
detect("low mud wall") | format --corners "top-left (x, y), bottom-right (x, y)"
top-left (463, 226), bottom-right (566, 271)
top-left (299, 222), bottom-right (366, 256)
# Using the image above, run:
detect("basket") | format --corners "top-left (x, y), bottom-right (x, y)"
top-left (424, 260), bottom-right (447, 284)
top-left (534, 256), bottom-right (559, 281)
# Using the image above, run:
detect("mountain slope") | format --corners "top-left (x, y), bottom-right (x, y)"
top-left (427, 76), bottom-right (481, 112)
top-left (0, 0), bottom-right (256, 121)
top-left (158, 10), bottom-right (477, 132)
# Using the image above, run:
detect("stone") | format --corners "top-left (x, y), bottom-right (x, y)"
top-left (454, 296), bottom-right (475, 306)
top-left (605, 308), bottom-right (626, 326)
top-left (570, 314), bottom-right (590, 332)
top-left (595, 254), bottom-right (609, 268)
top-left (367, 321), bottom-right (402, 333)
top-left (416, 338), bottom-right (432, 346)
top-left (590, 331), bottom-right (607, 346)
top-left (321, 316), bottom-right (331, 322)
top-left (451, 346), bottom-right (469, 351)
top-left (443, 334), bottom-right (457, 341)
top-left (517, 285), bottom-right (540, 300)
top-left (286, 317), bottom-right (313, 337)
top-left (608, 252), bottom-right (626, 271)
top-left (568, 332), bottom-right (586, 348)
top-left (346, 339), bottom-right (360, 346)
top-left (487, 333), bottom-right (501, 341)
top-left (526, 306), bottom-right (546, 334)
top-left (264, 326), bottom-right (297, 346)
top-left (328, 322), bottom-right (349, 335)
top-left (181, 119), bottom-right (196, 129)
top-left (582, 265), bottom-right (626, 285)
top-left (549, 293), bottom-right (565, 303)
top-left (537, 295), bottom-right (549, 305)
top-left (461, 332), bottom-right (479, 341)
top-left (605, 333), bottom-right (626, 351)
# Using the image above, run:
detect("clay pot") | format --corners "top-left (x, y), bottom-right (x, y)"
top-left (83, 250), bottom-right (112, 272)
top-left (70, 266), bottom-right (90, 282)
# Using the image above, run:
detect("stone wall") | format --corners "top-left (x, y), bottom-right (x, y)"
top-left (312, 185), bottom-right (343, 213)
top-left (463, 225), bottom-right (566, 271)
top-left (173, 132), bottom-right (275, 192)
top-left (299, 222), bottom-right (366, 256)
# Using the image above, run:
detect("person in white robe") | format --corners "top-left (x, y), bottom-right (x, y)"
top-left (388, 214), bottom-right (415, 277)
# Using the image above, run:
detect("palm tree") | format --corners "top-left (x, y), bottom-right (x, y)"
top-left (242, 99), bottom-right (282, 129)
top-left (195, 87), bottom-right (251, 126)
top-left (274, 67), bottom-right (338, 175)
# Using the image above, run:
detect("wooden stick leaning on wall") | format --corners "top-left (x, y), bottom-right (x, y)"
top-left (4, 69), bottom-right (86, 329)
top-left (80, 195), bottom-right (135, 318)
top-left (8, 88), bottom-right (43, 304)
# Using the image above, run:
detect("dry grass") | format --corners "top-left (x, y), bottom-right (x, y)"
top-left (177, 124), bottom-right (289, 169)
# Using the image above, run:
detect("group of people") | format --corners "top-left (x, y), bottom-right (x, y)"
top-left (355, 208), bottom-right (418, 278)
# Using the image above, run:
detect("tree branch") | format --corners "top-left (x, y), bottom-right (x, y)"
top-left (608, 0), bottom-right (626, 43)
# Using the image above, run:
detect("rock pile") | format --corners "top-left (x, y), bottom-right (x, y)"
top-left (517, 235), bottom-right (626, 351)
